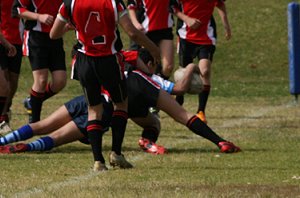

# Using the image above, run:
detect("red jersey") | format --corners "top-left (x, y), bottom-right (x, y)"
top-left (12, 0), bottom-right (62, 33)
top-left (170, 0), bottom-right (224, 45)
top-left (0, 0), bottom-right (23, 44)
top-left (59, 0), bottom-right (127, 57)
top-left (127, 0), bottom-right (173, 32)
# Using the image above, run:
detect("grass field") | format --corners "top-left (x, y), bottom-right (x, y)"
top-left (1, 1), bottom-right (300, 197)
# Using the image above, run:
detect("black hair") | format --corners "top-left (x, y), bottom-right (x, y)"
top-left (138, 48), bottom-right (154, 64)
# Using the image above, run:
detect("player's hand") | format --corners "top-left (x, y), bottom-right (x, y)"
top-left (37, 14), bottom-right (54, 26)
top-left (186, 17), bottom-right (201, 30)
top-left (223, 24), bottom-right (231, 40)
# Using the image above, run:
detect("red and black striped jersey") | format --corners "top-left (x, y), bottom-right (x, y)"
top-left (58, 0), bottom-right (127, 57)
top-left (0, 0), bottom-right (23, 44)
top-left (127, 0), bottom-right (173, 32)
top-left (12, 0), bottom-right (62, 33)
top-left (170, 0), bottom-right (224, 45)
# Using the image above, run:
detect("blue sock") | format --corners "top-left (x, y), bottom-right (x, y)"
top-left (0, 125), bottom-right (33, 145)
top-left (27, 136), bottom-right (54, 151)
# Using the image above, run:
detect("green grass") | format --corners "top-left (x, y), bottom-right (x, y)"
top-left (1, 1), bottom-right (300, 197)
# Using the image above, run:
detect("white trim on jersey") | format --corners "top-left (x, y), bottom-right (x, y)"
top-left (132, 70), bottom-right (161, 89)
top-left (207, 20), bottom-right (216, 45)
top-left (178, 23), bottom-right (187, 39)
top-left (31, 0), bottom-right (42, 32)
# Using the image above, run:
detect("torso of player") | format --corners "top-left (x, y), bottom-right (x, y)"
top-left (130, 0), bottom-right (173, 32)
top-left (68, 0), bottom-right (125, 56)
top-left (0, 0), bottom-right (23, 44)
top-left (18, 0), bottom-right (62, 33)
top-left (177, 0), bottom-right (220, 45)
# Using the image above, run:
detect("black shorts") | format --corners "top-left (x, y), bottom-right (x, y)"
top-left (127, 70), bottom-right (160, 118)
top-left (75, 52), bottom-right (127, 106)
top-left (64, 95), bottom-right (113, 143)
top-left (178, 39), bottom-right (216, 67)
top-left (146, 28), bottom-right (174, 45)
top-left (27, 31), bottom-right (66, 71)
top-left (0, 44), bottom-right (22, 74)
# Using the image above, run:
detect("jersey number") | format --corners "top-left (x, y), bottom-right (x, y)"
top-left (85, 11), bottom-right (106, 45)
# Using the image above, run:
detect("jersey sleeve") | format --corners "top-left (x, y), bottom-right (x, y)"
top-left (151, 74), bottom-right (175, 94)
top-left (127, 0), bottom-right (138, 10)
top-left (116, 0), bottom-right (128, 18)
top-left (57, 3), bottom-right (69, 23)
top-left (11, 0), bottom-right (31, 17)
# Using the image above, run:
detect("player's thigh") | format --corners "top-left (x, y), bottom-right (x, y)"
top-left (49, 121), bottom-right (84, 147)
top-left (32, 105), bottom-right (72, 135)
top-left (99, 54), bottom-right (127, 103)
top-left (159, 39), bottom-right (174, 67)
top-left (156, 89), bottom-right (192, 124)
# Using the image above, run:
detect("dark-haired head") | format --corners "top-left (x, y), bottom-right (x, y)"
top-left (138, 48), bottom-right (154, 65)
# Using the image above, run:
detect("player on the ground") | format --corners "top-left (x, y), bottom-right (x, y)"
top-left (0, 50), bottom-right (240, 163)
top-left (50, 0), bottom-right (160, 171)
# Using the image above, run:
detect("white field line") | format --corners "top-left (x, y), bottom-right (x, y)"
top-left (218, 104), bottom-right (294, 129)
top-left (12, 154), bottom-right (146, 198)
top-left (167, 103), bottom-right (294, 148)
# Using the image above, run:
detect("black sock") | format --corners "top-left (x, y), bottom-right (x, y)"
top-left (186, 115), bottom-right (224, 145)
top-left (87, 120), bottom-right (105, 163)
top-left (198, 85), bottom-right (210, 112)
top-left (111, 110), bottom-right (128, 155)
top-left (30, 90), bottom-right (44, 123)
top-left (141, 127), bottom-right (160, 142)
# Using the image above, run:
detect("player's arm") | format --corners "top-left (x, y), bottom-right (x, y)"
top-left (49, 14), bottom-right (68, 39)
top-left (50, 4), bottom-right (72, 39)
top-left (11, 0), bottom-right (54, 26)
top-left (175, 12), bottom-right (201, 30)
top-left (128, 8), bottom-right (145, 32)
top-left (216, 1), bottom-right (231, 40)
top-left (20, 11), bottom-right (54, 26)
top-left (119, 13), bottom-right (160, 65)
top-left (172, 63), bottom-right (198, 95)
top-left (169, 0), bottom-right (200, 30)
top-left (127, 0), bottom-right (144, 32)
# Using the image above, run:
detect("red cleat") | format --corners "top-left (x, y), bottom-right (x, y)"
top-left (0, 143), bottom-right (28, 154)
top-left (138, 138), bottom-right (167, 155)
top-left (0, 145), bottom-right (11, 154)
top-left (218, 141), bottom-right (241, 153)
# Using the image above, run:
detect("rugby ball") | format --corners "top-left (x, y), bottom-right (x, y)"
top-left (173, 67), bottom-right (203, 94)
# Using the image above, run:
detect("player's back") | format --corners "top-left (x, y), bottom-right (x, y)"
top-left (70, 0), bottom-right (126, 56)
